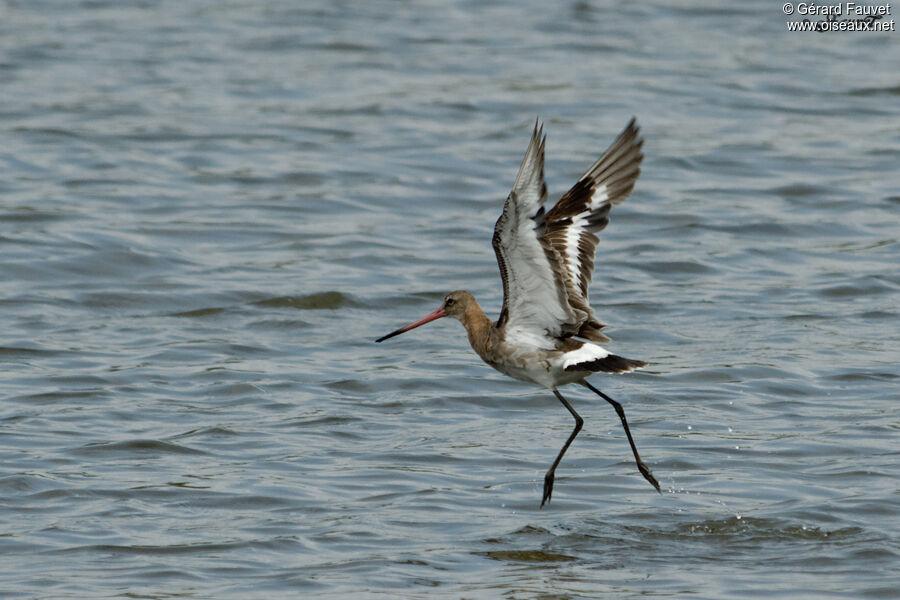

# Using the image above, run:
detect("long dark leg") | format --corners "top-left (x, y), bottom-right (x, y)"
top-left (581, 380), bottom-right (661, 492)
top-left (542, 389), bottom-right (583, 508)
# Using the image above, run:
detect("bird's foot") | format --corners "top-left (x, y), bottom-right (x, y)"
top-left (541, 471), bottom-right (555, 508)
top-left (638, 461), bottom-right (661, 493)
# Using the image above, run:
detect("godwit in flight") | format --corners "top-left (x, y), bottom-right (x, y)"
top-left (376, 118), bottom-right (659, 506)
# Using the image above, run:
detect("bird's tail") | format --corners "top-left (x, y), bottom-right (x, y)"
top-left (564, 354), bottom-right (647, 374)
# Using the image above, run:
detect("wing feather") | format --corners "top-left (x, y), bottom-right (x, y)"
top-left (493, 120), bottom-right (577, 340)
top-left (492, 119), bottom-right (643, 344)
top-left (541, 118), bottom-right (643, 341)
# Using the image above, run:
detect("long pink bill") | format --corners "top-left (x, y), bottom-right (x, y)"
top-left (375, 307), bottom-right (446, 343)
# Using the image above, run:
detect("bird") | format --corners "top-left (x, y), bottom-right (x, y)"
top-left (376, 118), bottom-right (659, 507)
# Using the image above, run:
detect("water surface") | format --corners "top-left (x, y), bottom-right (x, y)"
top-left (1, 1), bottom-right (898, 598)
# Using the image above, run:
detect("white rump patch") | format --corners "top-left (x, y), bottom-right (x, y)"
top-left (562, 343), bottom-right (610, 370)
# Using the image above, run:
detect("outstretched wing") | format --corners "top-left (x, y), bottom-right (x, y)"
top-left (541, 118), bottom-right (643, 341)
top-left (492, 119), bottom-right (643, 344)
top-left (492, 120), bottom-right (579, 344)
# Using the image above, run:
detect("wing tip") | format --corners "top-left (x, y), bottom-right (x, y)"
top-left (511, 116), bottom-right (548, 200)
top-left (577, 117), bottom-right (644, 201)
top-left (625, 116), bottom-right (641, 140)
top-left (531, 116), bottom-right (545, 145)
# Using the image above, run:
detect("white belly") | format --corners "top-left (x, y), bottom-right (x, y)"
top-left (484, 345), bottom-right (594, 390)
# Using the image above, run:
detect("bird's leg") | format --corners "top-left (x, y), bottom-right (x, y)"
top-left (542, 389), bottom-right (583, 508)
top-left (581, 380), bottom-right (660, 492)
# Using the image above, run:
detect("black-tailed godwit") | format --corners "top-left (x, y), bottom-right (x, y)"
top-left (376, 119), bottom-right (659, 506)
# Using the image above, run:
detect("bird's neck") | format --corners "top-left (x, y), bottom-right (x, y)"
top-left (458, 299), bottom-right (495, 360)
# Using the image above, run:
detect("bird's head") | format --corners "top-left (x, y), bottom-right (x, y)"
top-left (439, 290), bottom-right (475, 320)
top-left (374, 290), bottom-right (475, 342)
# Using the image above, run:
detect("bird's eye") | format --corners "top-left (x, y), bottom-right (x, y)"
top-left (445, 298), bottom-right (455, 306)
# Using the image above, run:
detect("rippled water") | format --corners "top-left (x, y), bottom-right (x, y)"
top-left (1, 1), bottom-right (898, 598)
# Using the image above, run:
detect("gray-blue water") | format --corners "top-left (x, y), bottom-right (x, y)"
top-left (1, 1), bottom-right (898, 598)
